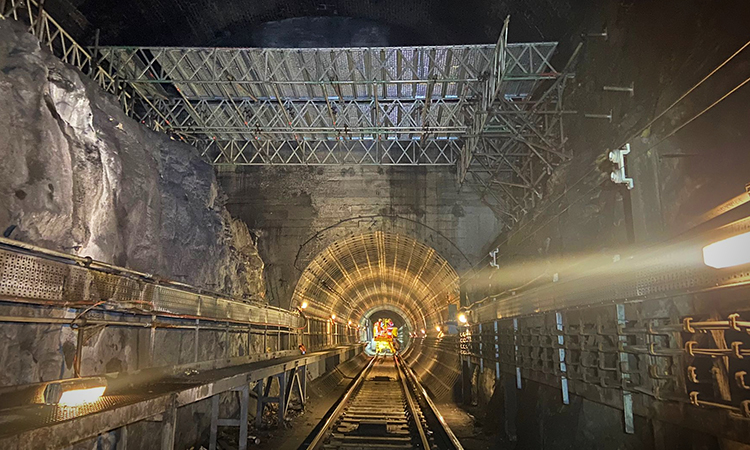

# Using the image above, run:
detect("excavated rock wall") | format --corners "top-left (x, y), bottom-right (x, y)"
top-left (0, 19), bottom-right (265, 299)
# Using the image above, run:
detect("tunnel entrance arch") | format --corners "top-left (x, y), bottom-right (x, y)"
top-left (292, 231), bottom-right (460, 334)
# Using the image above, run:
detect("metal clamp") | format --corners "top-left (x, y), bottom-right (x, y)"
top-left (609, 143), bottom-right (634, 189)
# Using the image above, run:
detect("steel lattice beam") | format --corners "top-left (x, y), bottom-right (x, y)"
top-left (89, 19), bottom-right (570, 216)
top-left (3, 0), bottom-right (572, 218)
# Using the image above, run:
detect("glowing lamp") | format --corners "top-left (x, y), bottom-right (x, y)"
top-left (703, 231), bottom-right (750, 268)
top-left (300, 301), bottom-right (308, 309)
top-left (420, 329), bottom-right (426, 334)
top-left (331, 314), bottom-right (336, 320)
top-left (458, 313), bottom-right (468, 324)
top-left (59, 387), bottom-right (106, 406)
top-left (44, 377), bottom-right (107, 406)
top-left (348, 320), bottom-right (352, 326)
top-left (435, 326), bottom-right (441, 333)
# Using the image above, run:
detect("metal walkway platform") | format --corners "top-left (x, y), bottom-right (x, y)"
top-left (0, 345), bottom-right (363, 450)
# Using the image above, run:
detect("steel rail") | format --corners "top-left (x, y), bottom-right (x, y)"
top-left (306, 355), bottom-right (376, 449)
top-left (398, 356), bottom-right (465, 450)
top-left (305, 354), bottom-right (461, 450)
top-left (395, 355), bottom-right (432, 450)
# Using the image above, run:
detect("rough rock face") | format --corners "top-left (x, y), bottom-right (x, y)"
top-left (0, 20), bottom-right (265, 300)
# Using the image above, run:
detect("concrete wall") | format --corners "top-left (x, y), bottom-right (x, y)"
top-left (219, 165), bottom-right (501, 309)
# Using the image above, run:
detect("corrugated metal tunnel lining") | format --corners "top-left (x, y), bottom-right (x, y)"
top-left (293, 231), bottom-right (459, 329)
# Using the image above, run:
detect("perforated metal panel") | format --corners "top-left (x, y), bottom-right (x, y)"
top-left (0, 251), bottom-right (64, 301)
top-left (0, 246), bottom-right (301, 328)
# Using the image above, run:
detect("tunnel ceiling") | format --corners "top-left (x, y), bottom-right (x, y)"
top-left (46, 0), bottom-right (587, 47)
top-left (293, 231), bottom-right (459, 329)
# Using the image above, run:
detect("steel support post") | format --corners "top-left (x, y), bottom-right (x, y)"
top-left (461, 359), bottom-right (472, 405)
top-left (479, 323), bottom-right (484, 372)
top-left (513, 318), bottom-right (522, 389)
top-left (210, 395), bottom-right (219, 450)
top-left (210, 385), bottom-right (250, 450)
top-left (494, 320), bottom-right (500, 379)
top-left (503, 376), bottom-right (518, 441)
top-left (160, 399), bottom-right (177, 450)
top-left (120, 425), bottom-right (129, 450)
top-left (254, 379), bottom-right (264, 428)
top-left (555, 312), bottom-right (570, 404)
top-left (238, 385), bottom-right (249, 450)
top-left (617, 304), bottom-right (635, 433)
top-left (277, 372), bottom-right (288, 421)
top-left (194, 318), bottom-right (200, 362)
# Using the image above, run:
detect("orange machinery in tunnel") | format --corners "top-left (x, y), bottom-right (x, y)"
top-left (373, 318), bottom-right (400, 353)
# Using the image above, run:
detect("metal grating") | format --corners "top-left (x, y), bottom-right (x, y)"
top-left (0, 251), bottom-right (65, 301)
top-left (0, 242), bottom-right (302, 329)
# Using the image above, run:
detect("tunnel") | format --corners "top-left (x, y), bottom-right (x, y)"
top-left (293, 231), bottom-right (459, 334)
top-left (1, 0), bottom-right (750, 449)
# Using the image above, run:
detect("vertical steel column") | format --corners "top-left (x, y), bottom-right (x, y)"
top-left (120, 425), bottom-right (129, 449)
top-left (194, 318), bottom-right (200, 362)
top-left (617, 304), bottom-right (635, 433)
top-left (503, 376), bottom-right (518, 441)
top-left (210, 386), bottom-right (250, 450)
top-left (300, 365), bottom-right (307, 402)
top-left (34, 0), bottom-right (46, 37)
top-left (209, 395), bottom-right (219, 450)
top-left (149, 314), bottom-right (157, 366)
top-left (479, 323), bottom-right (484, 372)
top-left (513, 318), bottom-right (522, 389)
top-left (160, 397), bottom-right (177, 450)
top-left (555, 312), bottom-right (570, 404)
top-left (238, 385), bottom-right (249, 450)
top-left (254, 379), bottom-right (264, 428)
top-left (494, 320), bottom-right (500, 379)
top-left (277, 371), bottom-right (288, 421)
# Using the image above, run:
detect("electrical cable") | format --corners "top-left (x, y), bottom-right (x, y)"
top-left (461, 37), bottom-right (750, 286)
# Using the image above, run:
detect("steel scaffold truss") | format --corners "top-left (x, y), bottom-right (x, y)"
top-left (2, 0), bottom-right (572, 219)
top-left (24, 13), bottom-right (568, 219)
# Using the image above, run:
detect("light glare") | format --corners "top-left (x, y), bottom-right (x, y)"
top-left (300, 301), bottom-right (308, 309)
top-left (458, 313), bottom-right (468, 324)
top-left (435, 326), bottom-right (441, 332)
top-left (703, 231), bottom-right (750, 269)
top-left (58, 386), bottom-right (106, 407)
top-left (331, 314), bottom-right (336, 320)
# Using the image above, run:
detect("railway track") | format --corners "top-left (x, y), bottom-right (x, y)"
top-left (303, 355), bottom-right (462, 450)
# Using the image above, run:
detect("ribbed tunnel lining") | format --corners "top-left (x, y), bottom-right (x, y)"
top-left (292, 231), bottom-right (459, 330)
